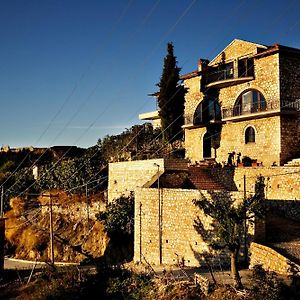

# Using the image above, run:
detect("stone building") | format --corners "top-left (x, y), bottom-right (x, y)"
top-left (108, 39), bottom-right (300, 269)
top-left (182, 39), bottom-right (300, 167)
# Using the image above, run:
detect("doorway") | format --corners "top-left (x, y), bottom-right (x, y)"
top-left (203, 132), bottom-right (211, 158)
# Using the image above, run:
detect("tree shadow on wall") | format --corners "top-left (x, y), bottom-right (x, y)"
top-left (191, 179), bottom-right (265, 288)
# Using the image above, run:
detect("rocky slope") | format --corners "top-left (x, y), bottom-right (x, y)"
top-left (5, 191), bottom-right (109, 263)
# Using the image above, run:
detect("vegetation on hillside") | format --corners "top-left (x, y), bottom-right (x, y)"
top-left (1, 263), bottom-right (296, 299)
top-left (96, 194), bottom-right (135, 265)
top-left (0, 123), bottom-right (179, 213)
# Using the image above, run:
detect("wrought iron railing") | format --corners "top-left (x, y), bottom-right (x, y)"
top-left (281, 99), bottom-right (300, 111)
top-left (184, 113), bottom-right (221, 126)
top-left (205, 68), bottom-right (233, 85)
top-left (222, 99), bottom-right (300, 119)
top-left (185, 100), bottom-right (300, 124)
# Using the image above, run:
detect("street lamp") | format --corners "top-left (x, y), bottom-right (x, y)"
top-left (154, 163), bottom-right (162, 264)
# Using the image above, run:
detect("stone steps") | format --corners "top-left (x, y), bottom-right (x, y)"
top-left (188, 166), bottom-right (225, 191)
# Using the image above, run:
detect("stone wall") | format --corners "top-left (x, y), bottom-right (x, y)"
top-left (210, 39), bottom-right (265, 66)
top-left (108, 158), bottom-right (165, 202)
top-left (216, 116), bottom-right (281, 166)
top-left (108, 159), bottom-right (189, 202)
top-left (134, 188), bottom-right (242, 267)
top-left (40, 200), bottom-right (106, 222)
top-left (183, 76), bottom-right (202, 117)
top-left (280, 52), bottom-right (300, 104)
top-left (233, 166), bottom-right (300, 201)
top-left (280, 115), bottom-right (300, 164)
top-left (184, 127), bottom-right (206, 163)
top-left (250, 242), bottom-right (300, 276)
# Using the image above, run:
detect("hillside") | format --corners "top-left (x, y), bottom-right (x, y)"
top-left (5, 192), bottom-right (108, 263)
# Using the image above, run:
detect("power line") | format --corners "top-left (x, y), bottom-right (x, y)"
top-left (4, 2), bottom-right (299, 220)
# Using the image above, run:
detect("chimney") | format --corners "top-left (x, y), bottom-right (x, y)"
top-left (198, 58), bottom-right (209, 72)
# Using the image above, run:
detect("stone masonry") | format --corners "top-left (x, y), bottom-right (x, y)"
top-left (250, 242), bottom-right (300, 276)
top-left (183, 39), bottom-right (300, 166)
top-left (134, 188), bottom-right (243, 267)
top-left (108, 158), bottom-right (165, 202)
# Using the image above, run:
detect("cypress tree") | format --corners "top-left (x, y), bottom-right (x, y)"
top-left (157, 42), bottom-right (186, 142)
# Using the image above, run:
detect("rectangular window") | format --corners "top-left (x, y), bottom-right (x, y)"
top-left (238, 58), bottom-right (254, 77)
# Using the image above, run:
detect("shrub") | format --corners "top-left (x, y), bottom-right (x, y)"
top-left (96, 194), bottom-right (134, 239)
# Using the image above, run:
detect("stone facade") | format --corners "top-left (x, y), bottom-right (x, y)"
top-left (108, 158), bottom-right (165, 202)
top-left (131, 162), bottom-right (300, 267)
top-left (108, 159), bottom-right (189, 202)
top-left (250, 242), bottom-right (300, 276)
top-left (183, 39), bottom-right (300, 166)
top-left (134, 188), bottom-right (242, 267)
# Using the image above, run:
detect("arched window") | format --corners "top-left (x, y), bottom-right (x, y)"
top-left (193, 98), bottom-right (221, 125)
top-left (245, 126), bottom-right (255, 143)
top-left (234, 89), bottom-right (266, 116)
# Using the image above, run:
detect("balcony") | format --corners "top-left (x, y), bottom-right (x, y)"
top-left (222, 99), bottom-right (300, 121)
top-left (204, 59), bottom-right (254, 88)
top-left (183, 113), bottom-right (222, 128)
top-left (184, 99), bottom-right (300, 127)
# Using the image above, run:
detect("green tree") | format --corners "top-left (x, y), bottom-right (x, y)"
top-left (193, 176), bottom-right (265, 289)
top-left (96, 194), bottom-right (134, 239)
top-left (157, 42), bottom-right (186, 142)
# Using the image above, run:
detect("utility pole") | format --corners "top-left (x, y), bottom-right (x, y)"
top-left (49, 192), bottom-right (54, 265)
top-left (0, 186), bottom-right (4, 218)
top-left (154, 163), bottom-right (162, 265)
top-left (86, 183), bottom-right (90, 232)
top-left (243, 175), bottom-right (248, 263)
top-left (139, 202), bottom-right (142, 262)
top-left (42, 192), bottom-right (59, 265)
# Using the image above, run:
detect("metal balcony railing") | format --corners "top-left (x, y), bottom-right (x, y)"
top-left (184, 113), bottom-right (221, 126)
top-left (184, 100), bottom-right (300, 125)
top-left (205, 68), bottom-right (233, 85)
top-left (222, 99), bottom-right (300, 119)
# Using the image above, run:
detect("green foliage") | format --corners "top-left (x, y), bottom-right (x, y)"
top-left (157, 42), bottom-right (186, 142)
top-left (37, 146), bottom-right (106, 194)
top-left (106, 268), bottom-right (152, 299)
top-left (2, 167), bottom-right (39, 211)
top-left (194, 176), bottom-right (265, 252)
top-left (98, 123), bottom-right (165, 162)
top-left (97, 194), bottom-right (134, 239)
top-left (193, 176), bottom-right (265, 288)
top-left (248, 265), bottom-right (291, 300)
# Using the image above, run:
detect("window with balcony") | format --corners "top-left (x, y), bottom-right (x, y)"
top-left (245, 126), bottom-right (255, 143)
top-left (234, 89), bottom-right (266, 116)
top-left (205, 62), bottom-right (234, 85)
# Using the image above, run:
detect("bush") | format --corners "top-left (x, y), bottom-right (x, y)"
top-left (248, 265), bottom-right (291, 300)
top-left (96, 194), bottom-right (134, 239)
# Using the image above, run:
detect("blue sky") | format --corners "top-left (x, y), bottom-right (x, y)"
top-left (0, 0), bottom-right (299, 149)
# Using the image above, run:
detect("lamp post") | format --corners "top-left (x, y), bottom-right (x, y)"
top-left (154, 163), bottom-right (162, 264)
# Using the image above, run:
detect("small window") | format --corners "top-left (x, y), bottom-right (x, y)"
top-left (245, 127), bottom-right (255, 143)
